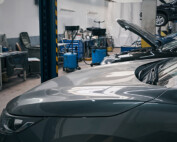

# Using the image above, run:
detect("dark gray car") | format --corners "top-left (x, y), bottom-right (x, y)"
top-left (102, 19), bottom-right (177, 65)
top-left (1, 57), bottom-right (177, 142)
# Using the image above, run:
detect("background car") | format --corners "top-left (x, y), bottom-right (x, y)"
top-left (157, 0), bottom-right (177, 26)
top-left (102, 19), bottom-right (177, 65)
top-left (118, 19), bottom-right (177, 47)
top-left (140, 0), bottom-right (177, 27)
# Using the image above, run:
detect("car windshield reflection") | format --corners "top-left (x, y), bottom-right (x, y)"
top-left (161, 40), bottom-right (177, 51)
top-left (136, 58), bottom-right (177, 87)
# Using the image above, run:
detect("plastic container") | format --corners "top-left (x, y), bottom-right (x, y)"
top-left (63, 53), bottom-right (78, 70)
top-left (92, 49), bottom-right (107, 64)
top-left (2, 47), bottom-right (8, 52)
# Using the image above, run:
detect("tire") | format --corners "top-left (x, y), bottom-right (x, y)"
top-left (156, 13), bottom-right (168, 27)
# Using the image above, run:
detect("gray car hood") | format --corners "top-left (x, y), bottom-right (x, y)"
top-left (118, 19), bottom-right (158, 49)
top-left (6, 59), bottom-right (168, 117)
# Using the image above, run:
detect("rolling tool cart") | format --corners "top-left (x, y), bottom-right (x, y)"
top-left (90, 28), bottom-right (107, 66)
top-left (63, 26), bottom-right (81, 72)
top-left (92, 49), bottom-right (107, 66)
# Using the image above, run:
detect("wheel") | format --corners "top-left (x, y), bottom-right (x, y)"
top-left (156, 13), bottom-right (168, 27)
top-left (77, 67), bottom-right (81, 70)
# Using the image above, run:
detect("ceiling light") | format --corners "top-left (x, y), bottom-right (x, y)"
top-left (115, 0), bottom-right (142, 3)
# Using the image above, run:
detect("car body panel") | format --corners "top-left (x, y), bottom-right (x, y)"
top-left (153, 88), bottom-right (177, 105)
top-left (6, 59), bottom-right (168, 117)
top-left (2, 58), bottom-right (177, 142)
top-left (102, 48), bottom-right (177, 65)
top-left (2, 102), bottom-right (177, 142)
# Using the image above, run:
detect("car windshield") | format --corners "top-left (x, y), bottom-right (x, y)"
top-left (161, 40), bottom-right (177, 51)
top-left (136, 58), bottom-right (177, 87)
top-left (171, 1), bottom-right (177, 5)
top-left (158, 58), bottom-right (177, 87)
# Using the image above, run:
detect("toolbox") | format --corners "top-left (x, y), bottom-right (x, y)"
top-left (59, 40), bottom-right (84, 60)
top-left (63, 53), bottom-right (78, 71)
top-left (92, 49), bottom-right (107, 65)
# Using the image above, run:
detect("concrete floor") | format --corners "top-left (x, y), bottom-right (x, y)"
top-left (0, 48), bottom-right (120, 113)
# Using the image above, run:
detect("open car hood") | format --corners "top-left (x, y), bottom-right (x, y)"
top-left (118, 19), bottom-right (158, 49)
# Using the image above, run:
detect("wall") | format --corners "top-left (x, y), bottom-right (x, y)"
top-left (142, 0), bottom-right (157, 35)
top-left (57, 0), bottom-right (106, 34)
top-left (0, 0), bottom-right (39, 38)
top-left (105, 1), bottom-right (142, 47)
top-left (0, 0), bottom-right (106, 48)
top-left (0, 0), bottom-right (165, 48)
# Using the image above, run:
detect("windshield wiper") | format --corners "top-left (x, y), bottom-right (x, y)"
top-left (138, 59), bottom-right (170, 85)
top-left (146, 66), bottom-right (159, 85)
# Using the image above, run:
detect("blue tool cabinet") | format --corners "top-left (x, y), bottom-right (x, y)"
top-left (92, 49), bottom-right (107, 64)
top-left (59, 40), bottom-right (84, 60)
top-left (63, 53), bottom-right (78, 70)
top-left (121, 46), bottom-right (141, 53)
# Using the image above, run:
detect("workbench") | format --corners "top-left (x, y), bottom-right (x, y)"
top-left (0, 51), bottom-right (28, 90)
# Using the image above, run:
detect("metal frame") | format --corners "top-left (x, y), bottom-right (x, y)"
top-left (39, 0), bottom-right (58, 83)
top-left (141, 0), bottom-right (157, 48)
top-left (0, 58), bottom-right (2, 90)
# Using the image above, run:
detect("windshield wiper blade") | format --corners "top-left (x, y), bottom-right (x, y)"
top-left (146, 66), bottom-right (159, 85)
top-left (138, 59), bottom-right (170, 85)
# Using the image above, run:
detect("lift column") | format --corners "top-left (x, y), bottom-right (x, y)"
top-left (141, 0), bottom-right (157, 48)
top-left (39, 0), bottom-right (58, 83)
top-left (142, 0), bottom-right (157, 34)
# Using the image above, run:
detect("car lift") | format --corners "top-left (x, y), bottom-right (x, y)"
top-left (39, 0), bottom-right (58, 83)
top-left (141, 0), bottom-right (157, 49)
top-left (142, 0), bottom-right (157, 35)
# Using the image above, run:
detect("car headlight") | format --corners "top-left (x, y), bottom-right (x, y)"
top-left (0, 109), bottom-right (42, 134)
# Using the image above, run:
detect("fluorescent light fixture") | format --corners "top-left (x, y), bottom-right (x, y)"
top-left (88, 11), bottom-right (98, 15)
top-left (0, 0), bottom-right (4, 4)
top-left (60, 8), bottom-right (75, 12)
top-left (116, 0), bottom-right (142, 3)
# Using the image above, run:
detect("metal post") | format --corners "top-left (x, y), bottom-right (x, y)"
top-left (142, 0), bottom-right (157, 35)
top-left (0, 58), bottom-right (2, 90)
top-left (39, 0), bottom-right (58, 83)
top-left (141, 0), bottom-right (157, 48)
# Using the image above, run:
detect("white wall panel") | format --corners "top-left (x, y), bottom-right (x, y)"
top-left (57, 0), bottom-right (106, 34)
top-left (0, 0), bottom-right (39, 38)
top-left (105, 2), bottom-right (142, 47)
